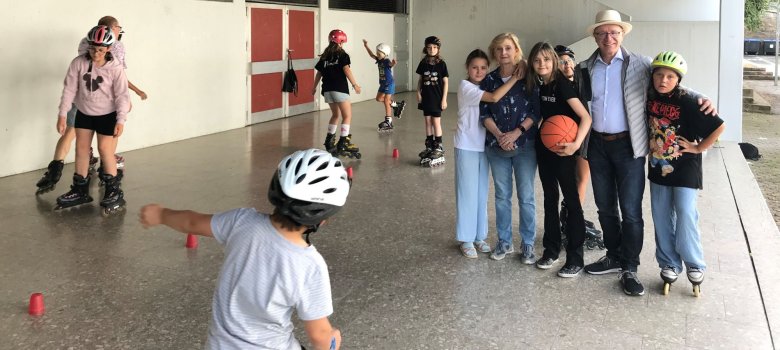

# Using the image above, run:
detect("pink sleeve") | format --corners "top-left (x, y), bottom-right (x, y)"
top-left (58, 58), bottom-right (80, 118)
top-left (113, 68), bottom-right (131, 124)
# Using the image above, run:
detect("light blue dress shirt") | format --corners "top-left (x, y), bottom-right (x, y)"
top-left (591, 50), bottom-right (628, 133)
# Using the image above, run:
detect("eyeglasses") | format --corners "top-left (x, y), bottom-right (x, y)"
top-left (87, 46), bottom-right (109, 53)
top-left (559, 59), bottom-right (574, 66)
top-left (594, 31), bottom-right (622, 39)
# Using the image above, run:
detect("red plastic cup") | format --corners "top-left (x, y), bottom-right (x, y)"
top-left (346, 167), bottom-right (353, 179)
top-left (28, 293), bottom-right (44, 316)
top-left (185, 234), bottom-right (199, 249)
top-left (392, 148), bottom-right (399, 158)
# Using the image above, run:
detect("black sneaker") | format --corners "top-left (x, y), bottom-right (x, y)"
top-left (535, 256), bottom-right (557, 270)
top-left (584, 255), bottom-right (621, 275)
top-left (619, 271), bottom-right (645, 296)
top-left (557, 264), bottom-right (583, 278)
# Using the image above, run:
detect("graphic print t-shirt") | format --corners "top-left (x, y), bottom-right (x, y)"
top-left (416, 59), bottom-right (448, 112)
top-left (377, 58), bottom-right (394, 85)
top-left (646, 90), bottom-right (724, 189)
top-left (539, 74), bottom-right (580, 124)
top-left (315, 51), bottom-right (351, 94)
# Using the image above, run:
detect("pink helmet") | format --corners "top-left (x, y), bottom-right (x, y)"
top-left (87, 25), bottom-right (115, 47)
top-left (329, 29), bottom-right (347, 44)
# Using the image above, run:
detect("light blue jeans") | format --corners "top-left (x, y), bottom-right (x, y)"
top-left (486, 142), bottom-right (537, 246)
top-left (650, 183), bottom-right (706, 272)
top-left (455, 148), bottom-right (489, 243)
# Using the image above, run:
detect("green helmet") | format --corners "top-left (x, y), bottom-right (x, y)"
top-left (651, 51), bottom-right (687, 78)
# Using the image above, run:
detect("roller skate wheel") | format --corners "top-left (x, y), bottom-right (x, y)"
top-left (663, 282), bottom-right (671, 295)
top-left (692, 284), bottom-right (700, 297)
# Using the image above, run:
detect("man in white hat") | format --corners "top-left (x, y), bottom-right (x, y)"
top-left (577, 10), bottom-right (715, 296)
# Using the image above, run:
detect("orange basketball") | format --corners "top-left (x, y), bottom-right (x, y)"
top-left (540, 115), bottom-right (578, 151)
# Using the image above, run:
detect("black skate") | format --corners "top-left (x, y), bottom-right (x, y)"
top-left (97, 167), bottom-right (124, 185)
top-left (323, 133), bottom-right (337, 154)
top-left (660, 266), bottom-right (678, 295)
top-left (419, 139), bottom-right (434, 166)
top-left (99, 173), bottom-right (126, 217)
top-left (36, 160), bottom-right (64, 195)
top-left (54, 174), bottom-right (93, 210)
top-left (334, 134), bottom-right (361, 159)
top-left (687, 267), bottom-right (704, 297)
top-left (377, 119), bottom-right (394, 133)
top-left (393, 100), bottom-right (406, 118)
top-left (584, 221), bottom-right (605, 250)
top-left (89, 147), bottom-right (98, 174)
top-left (425, 141), bottom-right (446, 167)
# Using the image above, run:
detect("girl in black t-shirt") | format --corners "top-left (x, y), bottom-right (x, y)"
top-left (415, 36), bottom-right (449, 166)
top-left (526, 42), bottom-right (593, 277)
top-left (647, 51), bottom-right (725, 296)
top-left (313, 29), bottom-right (362, 158)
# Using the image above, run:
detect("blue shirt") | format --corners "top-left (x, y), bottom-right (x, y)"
top-left (376, 58), bottom-right (394, 85)
top-left (479, 69), bottom-right (540, 149)
top-left (591, 50), bottom-right (628, 133)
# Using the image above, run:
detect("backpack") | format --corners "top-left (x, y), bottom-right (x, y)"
top-left (739, 142), bottom-right (762, 161)
top-left (282, 51), bottom-right (298, 96)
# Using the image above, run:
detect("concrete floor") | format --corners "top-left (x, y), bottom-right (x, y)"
top-left (2, 92), bottom-right (779, 349)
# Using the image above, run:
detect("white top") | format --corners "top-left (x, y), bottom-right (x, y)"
top-left (455, 80), bottom-right (486, 152)
top-left (207, 209), bottom-right (332, 350)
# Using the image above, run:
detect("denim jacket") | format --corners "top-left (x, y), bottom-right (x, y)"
top-left (479, 68), bottom-right (540, 149)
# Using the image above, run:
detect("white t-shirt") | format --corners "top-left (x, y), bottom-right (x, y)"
top-left (454, 79), bottom-right (486, 152)
top-left (207, 208), bottom-right (332, 350)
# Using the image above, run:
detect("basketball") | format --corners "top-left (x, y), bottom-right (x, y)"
top-left (540, 115), bottom-right (578, 152)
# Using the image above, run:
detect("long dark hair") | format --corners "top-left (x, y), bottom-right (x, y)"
top-left (319, 42), bottom-right (343, 62)
top-left (465, 49), bottom-right (489, 68)
top-left (526, 42), bottom-right (559, 92)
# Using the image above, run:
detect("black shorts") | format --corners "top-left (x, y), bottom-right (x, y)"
top-left (417, 103), bottom-right (442, 118)
top-left (74, 110), bottom-right (118, 136)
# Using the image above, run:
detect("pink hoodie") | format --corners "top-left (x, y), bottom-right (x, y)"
top-left (58, 55), bottom-right (131, 124)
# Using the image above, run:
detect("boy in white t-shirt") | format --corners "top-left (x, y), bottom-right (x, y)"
top-left (140, 149), bottom-right (349, 350)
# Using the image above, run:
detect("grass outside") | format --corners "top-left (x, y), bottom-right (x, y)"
top-left (742, 111), bottom-right (780, 227)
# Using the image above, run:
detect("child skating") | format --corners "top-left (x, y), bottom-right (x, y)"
top-left (647, 51), bottom-right (725, 296)
top-left (362, 39), bottom-right (406, 133)
top-left (313, 29), bottom-right (362, 159)
top-left (54, 25), bottom-right (130, 216)
top-left (416, 36), bottom-right (449, 167)
top-left (139, 148), bottom-right (349, 349)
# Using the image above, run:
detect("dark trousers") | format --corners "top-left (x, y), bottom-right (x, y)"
top-left (537, 146), bottom-right (585, 267)
top-left (587, 136), bottom-right (646, 271)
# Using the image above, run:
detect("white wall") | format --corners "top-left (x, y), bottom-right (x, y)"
top-left (1, 0), bottom-right (247, 177)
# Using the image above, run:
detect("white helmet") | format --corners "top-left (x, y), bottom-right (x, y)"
top-left (268, 149), bottom-right (350, 226)
top-left (376, 43), bottom-right (392, 56)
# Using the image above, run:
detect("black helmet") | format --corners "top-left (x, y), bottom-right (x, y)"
top-left (424, 36), bottom-right (441, 47)
top-left (554, 45), bottom-right (575, 60)
top-left (267, 149), bottom-right (350, 227)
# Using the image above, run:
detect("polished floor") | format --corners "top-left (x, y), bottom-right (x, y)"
top-left (2, 92), bottom-right (779, 349)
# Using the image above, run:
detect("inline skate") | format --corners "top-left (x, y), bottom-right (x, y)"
top-left (97, 167), bottom-right (124, 185)
top-left (584, 221), bottom-right (605, 250)
top-left (89, 147), bottom-right (98, 173)
top-left (419, 139), bottom-right (433, 166)
top-left (324, 133), bottom-right (337, 154)
top-left (35, 160), bottom-right (64, 195)
top-left (661, 266), bottom-right (678, 295)
top-left (687, 267), bottom-right (704, 297)
top-left (393, 100), bottom-right (406, 118)
top-left (334, 134), bottom-right (361, 159)
top-left (377, 119), bottom-right (394, 133)
top-left (99, 172), bottom-right (126, 216)
top-left (426, 140), bottom-right (446, 167)
top-left (54, 174), bottom-right (93, 210)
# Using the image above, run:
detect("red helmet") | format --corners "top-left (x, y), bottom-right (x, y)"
top-left (329, 29), bottom-right (347, 44)
top-left (87, 25), bottom-right (115, 47)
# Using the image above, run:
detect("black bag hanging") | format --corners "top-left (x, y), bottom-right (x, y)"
top-left (282, 50), bottom-right (298, 96)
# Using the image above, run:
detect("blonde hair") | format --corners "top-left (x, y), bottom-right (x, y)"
top-left (488, 33), bottom-right (523, 65)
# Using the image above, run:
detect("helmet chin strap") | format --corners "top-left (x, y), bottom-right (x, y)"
top-left (303, 223), bottom-right (321, 244)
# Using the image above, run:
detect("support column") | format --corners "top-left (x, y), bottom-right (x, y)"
top-left (719, 0), bottom-right (744, 141)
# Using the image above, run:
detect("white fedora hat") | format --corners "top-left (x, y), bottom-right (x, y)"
top-left (586, 9), bottom-right (632, 36)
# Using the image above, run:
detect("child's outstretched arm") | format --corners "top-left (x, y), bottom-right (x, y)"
top-left (304, 317), bottom-right (341, 350)
top-left (362, 39), bottom-right (377, 60)
top-left (139, 204), bottom-right (214, 237)
top-left (128, 80), bottom-right (147, 100)
top-left (480, 67), bottom-right (521, 103)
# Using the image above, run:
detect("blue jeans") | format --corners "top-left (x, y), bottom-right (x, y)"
top-left (650, 183), bottom-right (706, 271)
top-left (455, 148), bottom-right (489, 243)
top-left (587, 136), bottom-right (645, 270)
top-left (486, 142), bottom-right (537, 246)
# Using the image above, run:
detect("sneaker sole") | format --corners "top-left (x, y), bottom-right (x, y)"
top-left (536, 260), bottom-right (558, 270)
top-left (585, 267), bottom-right (622, 275)
top-left (520, 258), bottom-right (536, 265)
top-left (489, 254), bottom-right (506, 261)
top-left (623, 288), bottom-right (645, 296)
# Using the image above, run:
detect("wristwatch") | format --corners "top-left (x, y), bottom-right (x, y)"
top-left (518, 125), bottom-right (527, 134)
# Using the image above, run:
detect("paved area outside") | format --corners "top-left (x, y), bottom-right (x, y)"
top-left (1, 92), bottom-right (778, 349)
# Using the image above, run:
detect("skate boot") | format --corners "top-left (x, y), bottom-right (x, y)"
top-left (686, 267), bottom-right (704, 297)
top-left (393, 100), bottom-right (407, 118)
top-left (419, 138), bottom-right (434, 166)
top-left (89, 147), bottom-right (99, 173)
top-left (55, 174), bottom-right (93, 210)
top-left (660, 266), bottom-right (678, 295)
top-left (323, 133), bottom-right (337, 154)
top-left (97, 166), bottom-right (124, 185)
top-left (99, 173), bottom-right (126, 216)
top-left (377, 119), bottom-right (394, 133)
top-left (335, 134), bottom-right (361, 159)
top-left (427, 140), bottom-right (446, 167)
top-left (584, 224), bottom-right (605, 250)
top-left (36, 160), bottom-right (65, 195)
